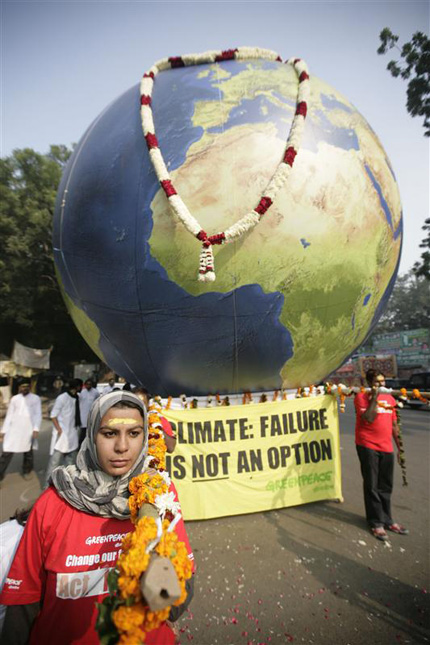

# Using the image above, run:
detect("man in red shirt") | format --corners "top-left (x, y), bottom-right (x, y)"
top-left (355, 369), bottom-right (408, 541)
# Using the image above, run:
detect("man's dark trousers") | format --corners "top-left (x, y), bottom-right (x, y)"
top-left (356, 444), bottom-right (394, 528)
top-left (0, 449), bottom-right (33, 480)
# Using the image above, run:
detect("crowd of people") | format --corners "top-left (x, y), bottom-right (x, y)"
top-left (0, 378), bottom-right (176, 488)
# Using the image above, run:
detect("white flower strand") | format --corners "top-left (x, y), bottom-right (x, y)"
top-left (198, 245), bottom-right (215, 282)
top-left (146, 516), bottom-right (163, 553)
top-left (141, 107), bottom-right (155, 136)
top-left (224, 211), bottom-right (260, 242)
top-left (168, 195), bottom-right (202, 237)
top-left (140, 47), bottom-right (310, 282)
top-left (154, 492), bottom-right (182, 519)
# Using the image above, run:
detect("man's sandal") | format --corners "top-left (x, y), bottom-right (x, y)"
top-left (386, 523), bottom-right (409, 535)
top-left (371, 527), bottom-right (388, 541)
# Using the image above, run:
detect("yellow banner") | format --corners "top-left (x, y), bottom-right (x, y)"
top-left (164, 395), bottom-right (342, 520)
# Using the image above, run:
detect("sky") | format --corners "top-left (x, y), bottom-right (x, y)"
top-left (1, 0), bottom-right (429, 274)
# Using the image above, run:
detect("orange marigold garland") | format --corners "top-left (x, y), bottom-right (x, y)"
top-left (411, 388), bottom-right (429, 404)
top-left (394, 404), bottom-right (408, 486)
top-left (242, 391), bottom-right (253, 404)
top-left (96, 402), bottom-right (192, 645)
top-left (128, 473), bottom-right (169, 523)
top-left (337, 386), bottom-right (346, 412)
top-left (144, 402), bottom-right (168, 471)
top-left (111, 517), bottom-right (192, 643)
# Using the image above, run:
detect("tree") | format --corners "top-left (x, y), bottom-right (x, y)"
top-left (369, 271), bottom-right (430, 334)
top-left (377, 28), bottom-right (430, 136)
top-left (0, 146), bottom-right (99, 367)
top-left (413, 217), bottom-right (430, 281)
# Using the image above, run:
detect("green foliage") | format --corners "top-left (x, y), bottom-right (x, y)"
top-left (413, 218), bottom-right (430, 280)
top-left (96, 600), bottom-right (120, 645)
top-left (107, 568), bottom-right (120, 595)
top-left (377, 28), bottom-right (430, 135)
top-left (0, 146), bottom-right (98, 365)
top-left (95, 569), bottom-right (121, 645)
top-left (0, 147), bottom-right (63, 327)
top-left (370, 271), bottom-right (430, 334)
top-left (378, 29), bottom-right (430, 281)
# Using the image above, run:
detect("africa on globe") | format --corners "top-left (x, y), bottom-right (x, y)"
top-left (53, 47), bottom-right (402, 396)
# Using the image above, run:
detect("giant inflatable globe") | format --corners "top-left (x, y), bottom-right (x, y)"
top-left (53, 53), bottom-right (402, 396)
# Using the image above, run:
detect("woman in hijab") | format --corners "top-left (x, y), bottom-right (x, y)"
top-left (0, 391), bottom-right (194, 645)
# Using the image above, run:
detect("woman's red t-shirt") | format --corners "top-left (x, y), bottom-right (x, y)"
top-left (0, 486), bottom-right (193, 644)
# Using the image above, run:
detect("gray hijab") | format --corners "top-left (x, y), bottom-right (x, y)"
top-left (51, 391), bottom-right (148, 519)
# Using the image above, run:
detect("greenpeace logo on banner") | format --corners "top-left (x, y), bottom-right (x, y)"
top-left (267, 470), bottom-right (333, 491)
top-left (164, 395), bottom-right (343, 520)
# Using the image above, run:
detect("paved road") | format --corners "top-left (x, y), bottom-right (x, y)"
top-left (0, 400), bottom-right (429, 644)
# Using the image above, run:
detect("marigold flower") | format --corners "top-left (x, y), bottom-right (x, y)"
top-left (97, 407), bottom-right (189, 644)
top-left (118, 575), bottom-right (141, 599)
top-left (113, 605), bottom-right (144, 631)
top-left (119, 629), bottom-right (145, 645)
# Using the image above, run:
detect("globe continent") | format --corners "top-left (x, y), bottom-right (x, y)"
top-left (53, 59), bottom-right (402, 395)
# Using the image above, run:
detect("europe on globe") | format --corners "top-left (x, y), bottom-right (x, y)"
top-left (53, 51), bottom-right (402, 396)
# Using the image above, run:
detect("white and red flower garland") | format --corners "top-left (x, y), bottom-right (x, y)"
top-left (143, 401), bottom-right (180, 520)
top-left (140, 47), bottom-right (310, 282)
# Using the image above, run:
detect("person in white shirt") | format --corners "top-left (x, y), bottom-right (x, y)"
top-left (102, 377), bottom-right (116, 394)
top-left (44, 380), bottom-right (81, 487)
top-left (0, 381), bottom-right (42, 482)
top-left (78, 379), bottom-right (100, 446)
